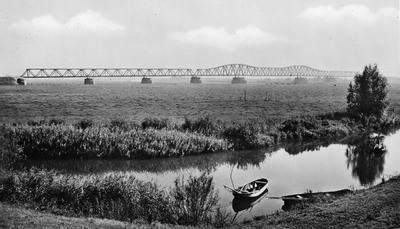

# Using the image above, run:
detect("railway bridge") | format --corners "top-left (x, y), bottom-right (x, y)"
top-left (20, 64), bottom-right (357, 84)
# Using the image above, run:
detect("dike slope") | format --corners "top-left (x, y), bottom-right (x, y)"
top-left (0, 77), bottom-right (18, 85)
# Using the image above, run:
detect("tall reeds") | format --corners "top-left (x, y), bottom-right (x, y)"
top-left (2, 111), bottom-right (399, 162)
top-left (170, 173), bottom-right (219, 225)
top-left (0, 168), bottom-right (221, 226)
top-left (3, 124), bottom-right (230, 159)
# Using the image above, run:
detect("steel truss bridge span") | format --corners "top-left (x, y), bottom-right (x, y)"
top-left (195, 64), bottom-right (356, 77)
top-left (21, 68), bottom-right (194, 78)
top-left (21, 64), bottom-right (356, 78)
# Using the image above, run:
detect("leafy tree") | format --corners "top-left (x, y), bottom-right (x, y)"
top-left (347, 64), bottom-right (389, 117)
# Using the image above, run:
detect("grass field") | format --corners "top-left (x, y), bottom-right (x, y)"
top-left (1, 79), bottom-right (399, 124)
top-left (0, 80), bottom-right (374, 123)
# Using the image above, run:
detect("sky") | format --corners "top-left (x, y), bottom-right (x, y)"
top-left (0, 0), bottom-right (398, 77)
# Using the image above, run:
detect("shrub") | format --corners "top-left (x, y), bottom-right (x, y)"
top-left (26, 120), bottom-right (45, 126)
top-left (279, 117), bottom-right (320, 140)
top-left (181, 115), bottom-right (222, 137)
top-left (108, 118), bottom-right (140, 132)
top-left (347, 64), bottom-right (389, 118)
top-left (141, 117), bottom-right (176, 130)
top-left (48, 118), bottom-right (66, 126)
top-left (222, 121), bottom-right (273, 148)
top-left (74, 119), bottom-right (94, 130)
top-left (170, 172), bottom-right (219, 226)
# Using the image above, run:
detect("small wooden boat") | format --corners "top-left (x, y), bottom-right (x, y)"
top-left (224, 178), bottom-right (268, 198)
top-left (281, 189), bottom-right (352, 211)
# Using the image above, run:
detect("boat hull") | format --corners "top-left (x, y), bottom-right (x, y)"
top-left (281, 189), bottom-right (352, 211)
top-left (230, 178), bottom-right (269, 198)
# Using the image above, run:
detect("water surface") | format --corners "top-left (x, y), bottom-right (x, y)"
top-left (23, 129), bottom-right (400, 222)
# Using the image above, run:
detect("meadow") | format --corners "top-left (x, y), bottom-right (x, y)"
top-left (1, 78), bottom-right (399, 124)
top-left (0, 78), bottom-right (355, 123)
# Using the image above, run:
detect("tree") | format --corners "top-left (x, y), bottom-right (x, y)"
top-left (347, 64), bottom-right (389, 117)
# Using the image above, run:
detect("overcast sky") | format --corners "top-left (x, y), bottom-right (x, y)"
top-left (0, 0), bottom-right (398, 76)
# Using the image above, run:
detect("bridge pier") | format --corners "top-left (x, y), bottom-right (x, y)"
top-left (292, 77), bottom-right (308, 84)
top-left (190, 76), bottom-right (202, 84)
top-left (141, 77), bottom-right (152, 84)
top-left (17, 78), bottom-right (27, 85)
top-left (84, 77), bottom-right (95, 85)
top-left (231, 77), bottom-right (247, 84)
top-left (324, 76), bottom-right (337, 82)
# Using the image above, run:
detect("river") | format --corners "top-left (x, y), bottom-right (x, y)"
top-left (21, 129), bottom-right (400, 222)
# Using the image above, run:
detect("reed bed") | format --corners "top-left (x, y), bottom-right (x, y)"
top-left (2, 111), bottom-right (400, 162)
top-left (3, 124), bottom-right (230, 160)
top-left (0, 168), bottom-right (223, 226)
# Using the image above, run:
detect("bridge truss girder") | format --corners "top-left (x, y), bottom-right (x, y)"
top-left (21, 64), bottom-right (357, 78)
top-left (194, 64), bottom-right (356, 77)
top-left (21, 68), bottom-right (196, 78)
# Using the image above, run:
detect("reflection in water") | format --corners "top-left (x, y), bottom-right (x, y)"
top-left (20, 148), bottom-right (276, 174)
top-left (20, 154), bottom-right (223, 174)
top-left (282, 130), bottom-right (393, 187)
top-left (19, 129), bottom-right (397, 189)
top-left (226, 148), bottom-right (278, 170)
top-left (284, 139), bottom-right (332, 155)
top-left (231, 188), bottom-right (269, 223)
top-left (345, 133), bottom-right (387, 186)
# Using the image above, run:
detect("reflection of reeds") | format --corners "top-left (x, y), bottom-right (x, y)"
top-left (19, 147), bottom-right (276, 175)
top-left (0, 169), bottom-right (221, 226)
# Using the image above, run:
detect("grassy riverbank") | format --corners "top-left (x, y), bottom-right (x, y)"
top-left (2, 111), bottom-right (400, 162)
top-left (1, 175), bottom-right (399, 228)
top-left (234, 174), bottom-right (400, 229)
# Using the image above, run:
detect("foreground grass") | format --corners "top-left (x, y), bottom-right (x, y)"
top-left (0, 169), bottom-right (222, 227)
top-left (0, 203), bottom-right (142, 229)
top-left (2, 175), bottom-right (399, 229)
